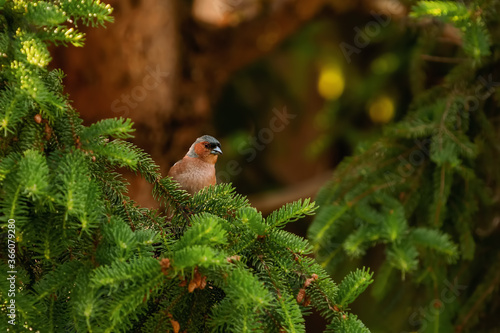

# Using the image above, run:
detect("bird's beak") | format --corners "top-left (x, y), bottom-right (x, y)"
top-left (211, 146), bottom-right (223, 155)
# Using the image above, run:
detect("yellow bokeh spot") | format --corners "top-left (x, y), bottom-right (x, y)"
top-left (317, 66), bottom-right (345, 100)
top-left (368, 95), bottom-right (395, 124)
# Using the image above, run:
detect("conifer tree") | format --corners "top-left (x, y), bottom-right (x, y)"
top-left (0, 1), bottom-right (372, 332)
top-left (309, 1), bottom-right (500, 332)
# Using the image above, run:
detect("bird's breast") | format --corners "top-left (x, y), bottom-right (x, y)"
top-left (168, 157), bottom-right (217, 195)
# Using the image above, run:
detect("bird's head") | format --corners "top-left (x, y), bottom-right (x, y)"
top-left (187, 135), bottom-right (223, 164)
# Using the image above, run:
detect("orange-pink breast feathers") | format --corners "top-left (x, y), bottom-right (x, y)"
top-left (167, 135), bottom-right (223, 195)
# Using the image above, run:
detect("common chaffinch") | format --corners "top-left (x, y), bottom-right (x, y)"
top-left (168, 135), bottom-right (223, 195)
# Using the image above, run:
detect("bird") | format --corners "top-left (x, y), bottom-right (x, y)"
top-left (168, 135), bottom-right (223, 195)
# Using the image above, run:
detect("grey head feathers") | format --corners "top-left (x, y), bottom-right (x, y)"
top-left (187, 135), bottom-right (222, 157)
top-left (197, 135), bottom-right (220, 145)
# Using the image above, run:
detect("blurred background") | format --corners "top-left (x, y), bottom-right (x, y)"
top-left (51, 0), bottom-right (456, 330)
top-left (52, 0), bottom-right (417, 209)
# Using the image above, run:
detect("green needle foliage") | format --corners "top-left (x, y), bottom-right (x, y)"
top-left (0, 1), bottom-right (372, 332)
top-left (309, 0), bottom-right (500, 332)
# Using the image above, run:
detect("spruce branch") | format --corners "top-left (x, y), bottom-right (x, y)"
top-left (410, 228), bottom-right (459, 263)
top-left (336, 268), bottom-right (373, 309)
top-left (326, 313), bottom-right (370, 333)
top-left (266, 198), bottom-right (317, 229)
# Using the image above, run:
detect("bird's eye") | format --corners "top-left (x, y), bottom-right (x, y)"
top-left (204, 143), bottom-right (211, 149)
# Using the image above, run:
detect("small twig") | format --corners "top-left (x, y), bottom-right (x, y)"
top-left (457, 268), bottom-right (500, 332)
top-left (421, 54), bottom-right (466, 64)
